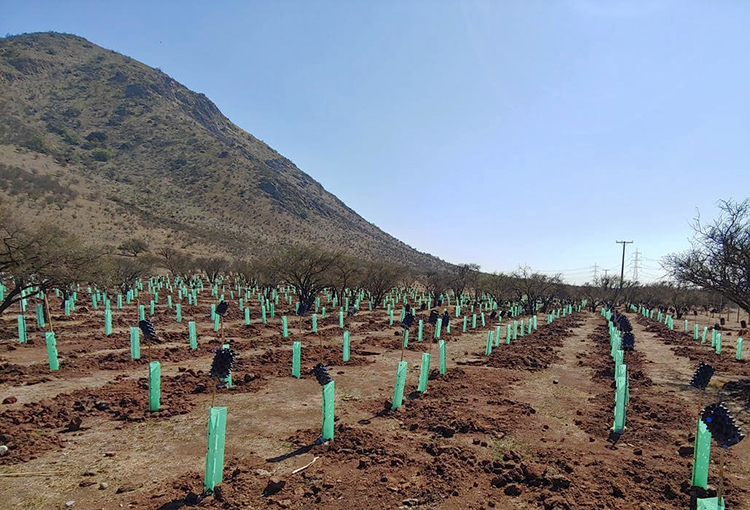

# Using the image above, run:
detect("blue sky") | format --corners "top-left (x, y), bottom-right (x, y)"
top-left (3, 1), bottom-right (748, 283)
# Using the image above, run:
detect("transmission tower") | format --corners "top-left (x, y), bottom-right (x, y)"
top-left (633, 249), bottom-right (641, 281)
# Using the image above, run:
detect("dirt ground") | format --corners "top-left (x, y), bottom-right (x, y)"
top-left (1, 295), bottom-right (748, 510)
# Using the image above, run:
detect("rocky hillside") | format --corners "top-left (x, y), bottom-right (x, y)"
top-left (0, 32), bottom-right (448, 270)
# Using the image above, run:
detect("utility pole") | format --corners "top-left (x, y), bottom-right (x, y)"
top-left (633, 249), bottom-right (641, 281)
top-left (616, 240), bottom-right (633, 289)
top-left (592, 264), bottom-right (599, 280)
top-left (603, 269), bottom-right (609, 279)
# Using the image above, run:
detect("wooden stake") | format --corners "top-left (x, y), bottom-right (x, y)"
top-left (319, 315), bottom-right (324, 363)
top-left (43, 293), bottom-right (54, 335)
top-left (400, 329), bottom-right (407, 362)
top-left (428, 324), bottom-right (434, 357)
top-left (717, 448), bottom-right (725, 507)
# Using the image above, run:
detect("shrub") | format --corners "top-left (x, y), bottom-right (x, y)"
top-left (23, 134), bottom-right (47, 153)
top-left (92, 149), bottom-right (110, 162)
top-left (63, 107), bottom-right (81, 118)
top-left (85, 131), bottom-right (107, 142)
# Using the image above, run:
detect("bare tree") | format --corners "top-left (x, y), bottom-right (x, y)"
top-left (158, 247), bottom-right (177, 264)
top-left (271, 245), bottom-right (341, 312)
top-left (482, 272), bottom-right (512, 307)
top-left (638, 282), bottom-right (705, 318)
top-left (665, 198), bottom-right (750, 316)
top-left (620, 279), bottom-right (641, 307)
top-left (448, 263), bottom-right (480, 304)
top-left (398, 270), bottom-right (419, 296)
top-left (363, 261), bottom-right (405, 308)
top-left (0, 204), bottom-right (100, 314)
top-left (118, 237), bottom-right (149, 257)
top-left (421, 271), bottom-right (450, 306)
top-left (256, 259), bottom-right (279, 299)
top-left (196, 256), bottom-right (229, 285)
top-left (94, 254), bottom-right (154, 294)
top-left (580, 275), bottom-right (618, 312)
top-left (233, 258), bottom-right (258, 288)
top-left (160, 247), bottom-right (194, 280)
top-left (331, 255), bottom-right (362, 304)
top-left (510, 265), bottom-right (562, 315)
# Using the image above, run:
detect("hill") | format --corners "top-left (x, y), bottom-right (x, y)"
top-left (0, 32), bottom-right (448, 270)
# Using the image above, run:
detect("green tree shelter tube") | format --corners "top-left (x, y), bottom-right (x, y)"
top-left (343, 331), bottom-right (350, 362)
top-left (737, 337), bottom-right (744, 360)
top-left (613, 373), bottom-right (626, 432)
top-left (292, 341), bottom-right (301, 378)
top-left (322, 381), bottom-right (335, 441)
top-left (130, 327), bottom-right (141, 359)
top-left (715, 333), bottom-right (722, 354)
top-left (36, 304), bottom-right (45, 328)
top-left (418, 353), bottom-right (431, 393)
top-left (391, 361), bottom-right (408, 410)
top-left (149, 361), bottom-right (161, 411)
top-left (204, 407), bottom-right (227, 491)
top-left (188, 321), bottom-right (197, 350)
top-left (104, 309), bottom-right (112, 336)
top-left (691, 418), bottom-right (711, 489)
top-left (45, 331), bottom-right (59, 370)
top-left (439, 340), bottom-right (446, 375)
top-left (17, 315), bottom-right (26, 343)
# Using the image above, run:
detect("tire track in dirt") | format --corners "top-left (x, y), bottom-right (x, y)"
top-left (629, 313), bottom-right (750, 509)
top-left (500, 310), bottom-right (747, 510)
top-left (497, 312), bottom-right (654, 509)
top-left (559, 314), bottom-right (698, 509)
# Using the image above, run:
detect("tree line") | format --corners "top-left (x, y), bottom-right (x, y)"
top-left (2, 198), bottom-right (749, 319)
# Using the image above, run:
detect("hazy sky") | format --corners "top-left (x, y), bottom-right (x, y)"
top-left (3, 1), bottom-right (748, 283)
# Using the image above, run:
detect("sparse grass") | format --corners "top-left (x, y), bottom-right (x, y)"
top-left (492, 434), bottom-right (533, 459)
top-left (281, 441), bottom-right (295, 451)
top-left (17, 494), bottom-right (49, 510)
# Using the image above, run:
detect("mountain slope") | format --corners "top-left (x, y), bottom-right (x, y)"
top-left (0, 32), bottom-right (448, 270)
